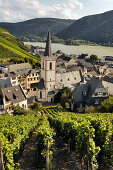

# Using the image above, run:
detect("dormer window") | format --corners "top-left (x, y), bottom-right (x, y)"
top-left (5, 95), bottom-right (10, 102)
top-left (13, 94), bottom-right (16, 99)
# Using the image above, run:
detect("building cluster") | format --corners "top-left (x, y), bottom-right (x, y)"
top-left (1, 30), bottom-right (113, 114)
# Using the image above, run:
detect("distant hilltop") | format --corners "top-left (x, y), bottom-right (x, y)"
top-left (0, 10), bottom-right (113, 44)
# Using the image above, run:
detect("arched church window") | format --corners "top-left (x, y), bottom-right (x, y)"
top-left (40, 91), bottom-right (42, 99)
top-left (50, 62), bottom-right (52, 70)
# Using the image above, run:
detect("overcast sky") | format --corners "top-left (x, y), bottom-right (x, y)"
top-left (0, 0), bottom-right (113, 22)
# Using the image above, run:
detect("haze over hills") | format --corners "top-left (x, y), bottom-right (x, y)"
top-left (56, 10), bottom-right (113, 44)
top-left (0, 18), bottom-right (74, 38)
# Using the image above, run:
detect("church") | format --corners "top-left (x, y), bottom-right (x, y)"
top-left (38, 30), bottom-right (82, 102)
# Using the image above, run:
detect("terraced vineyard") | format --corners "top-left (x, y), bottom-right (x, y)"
top-left (0, 27), bottom-right (40, 65)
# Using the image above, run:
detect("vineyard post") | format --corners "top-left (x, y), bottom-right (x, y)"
top-left (46, 139), bottom-right (49, 170)
top-left (91, 159), bottom-right (94, 170)
top-left (87, 130), bottom-right (90, 170)
top-left (0, 140), bottom-right (5, 170)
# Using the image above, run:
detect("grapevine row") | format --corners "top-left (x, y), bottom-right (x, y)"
top-left (43, 108), bottom-right (113, 169)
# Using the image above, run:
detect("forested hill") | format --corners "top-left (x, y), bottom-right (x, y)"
top-left (56, 10), bottom-right (113, 44)
top-left (0, 27), bottom-right (40, 67)
top-left (0, 18), bottom-right (74, 38)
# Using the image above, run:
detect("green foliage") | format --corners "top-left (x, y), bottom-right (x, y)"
top-left (54, 87), bottom-right (72, 108)
top-left (45, 108), bottom-right (113, 169)
top-left (35, 114), bottom-right (55, 168)
top-left (56, 10), bottom-right (113, 44)
top-left (0, 18), bottom-right (74, 38)
top-left (0, 27), bottom-right (40, 67)
top-left (0, 113), bottom-right (41, 169)
top-left (90, 54), bottom-right (98, 61)
top-left (99, 96), bottom-right (113, 112)
top-left (12, 105), bottom-right (29, 115)
top-left (30, 102), bottom-right (42, 112)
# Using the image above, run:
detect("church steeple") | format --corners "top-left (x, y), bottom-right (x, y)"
top-left (44, 29), bottom-right (52, 57)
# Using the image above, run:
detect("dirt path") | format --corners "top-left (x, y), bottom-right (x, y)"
top-left (18, 132), bottom-right (37, 170)
top-left (52, 136), bottom-right (86, 170)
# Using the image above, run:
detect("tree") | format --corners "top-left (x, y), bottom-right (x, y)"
top-left (90, 54), bottom-right (98, 61)
top-left (54, 87), bottom-right (72, 108)
top-left (30, 102), bottom-right (42, 111)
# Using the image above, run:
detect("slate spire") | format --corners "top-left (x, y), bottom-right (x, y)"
top-left (44, 29), bottom-right (52, 57)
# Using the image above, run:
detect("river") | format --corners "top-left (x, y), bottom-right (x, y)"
top-left (24, 42), bottom-right (113, 58)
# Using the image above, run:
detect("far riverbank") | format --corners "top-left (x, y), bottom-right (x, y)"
top-left (24, 42), bottom-right (113, 58)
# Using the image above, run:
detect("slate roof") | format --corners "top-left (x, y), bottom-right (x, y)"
top-left (2, 85), bottom-right (27, 104)
top-left (5, 72), bottom-right (16, 78)
top-left (103, 76), bottom-right (113, 83)
top-left (72, 76), bottom-right (107, 104)
top-left (0, 78), bottom-right (12, 89)
top-left (56, 70), bottom-right (82, 89)
top-left (44, 30), bottom-right (52, 57)
top-left (28, 69), bottom-right (40, 75)
top-left (48, 91), bottom-right (55, 96)
top-left (37, 79), bottom-right (45, 90)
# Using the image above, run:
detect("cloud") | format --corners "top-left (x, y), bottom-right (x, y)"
top-left (0, 0), bottom-right (83, 22)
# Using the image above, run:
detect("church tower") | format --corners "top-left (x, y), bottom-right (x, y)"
top-left (40, 30), bottom-right (56, 102)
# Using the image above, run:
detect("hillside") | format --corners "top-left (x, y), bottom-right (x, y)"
top-left (0, 27), bottom-right (40, 66)
top-left (0, 18), bottom-right (74, 39)
top-left (56, 10), bottom-right (113, 44)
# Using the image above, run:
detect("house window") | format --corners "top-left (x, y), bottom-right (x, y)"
top-left (50, 79), bottom-right (51, 81)
top-left (22, 104), bottom-right (24, 108)
top-left (50, 62), bottom-right (52, 70)
top-left (74, 77), bottom-right (76, 80)
top-left (68, 78), bottom-right (70, 81)
top-left (50, 85), bottom-right (51, 87)
top-left (40, 91), bottom-right (42, 99)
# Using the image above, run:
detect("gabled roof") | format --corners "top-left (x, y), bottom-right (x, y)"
top-left (86, 76), bottom-right (106, 102)
top-left (2, 85), bottom-right (27, 104)
top-left (9, 63), bottom-right (32, 72)
top-left (44, 30), bottom-right (52, 57)
top-left (72, 76), bottom-right (107, 104)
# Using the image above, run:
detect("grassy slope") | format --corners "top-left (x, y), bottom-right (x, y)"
top-left (0, 27), bottom-right (40, 63)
